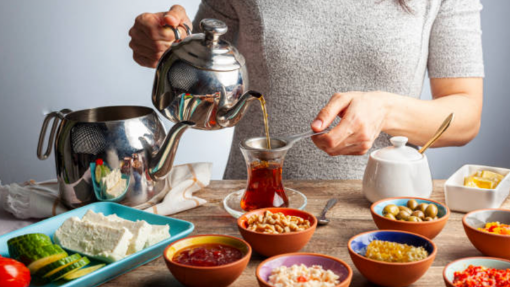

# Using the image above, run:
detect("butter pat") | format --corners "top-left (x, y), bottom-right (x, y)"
top-left (55, 216), bottom-right (133, 262)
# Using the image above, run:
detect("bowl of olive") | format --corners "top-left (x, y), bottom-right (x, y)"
top-left (370, 197), bottom-right (450, 239)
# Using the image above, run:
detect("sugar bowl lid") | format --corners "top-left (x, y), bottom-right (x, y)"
top-left (373, 136), bottom-right (422, 161)
top-left (170, 18), bottom-right (245, 71)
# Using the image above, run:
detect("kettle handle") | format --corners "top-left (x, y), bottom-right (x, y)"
top-left (164, 23), bottom-right (192, 40)
top-left (37, 109), bottom-right (72, 160)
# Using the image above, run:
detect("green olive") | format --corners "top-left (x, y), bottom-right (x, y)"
top-left (416, 203), bottom-right (429, 213)
top-left (384, 213), bottom-right (397, 220)
top-left (407, 216), bottom-right (421, 222)
top-left (412, 210), bottom-right (425, 219)
top-left (398, 206), bottom-right (413, 214)
top-left (425, 204), bottom-right (439, 218)
top-left (396, 211), bottom-right (411, 220)
top-left (383, 204), bottom-right (400, 216)
top-left (407, 199), bottom-right (419, 210)
top-left (424, 217), bottom-right (434, 222)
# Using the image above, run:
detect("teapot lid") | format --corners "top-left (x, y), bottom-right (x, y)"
top-left (170, 18), bottom-right (245, 71)
top-left (373, 136), bottom-right (423, 161)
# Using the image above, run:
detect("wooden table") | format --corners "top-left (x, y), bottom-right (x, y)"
top-left (104, 180), bottom-right (508, 287)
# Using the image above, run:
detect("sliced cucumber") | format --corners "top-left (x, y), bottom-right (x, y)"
top-left (8, 234), bottom-right (52, 257)
top-left (7, 233), bottom-right (51, 246)
top-left (33, 253), bottom-right (81, 276)
top-left (15, 244), bottom-right (66, 265)
top-left (46, 257), bottom-right (90, 282)
top-left (63, 263), bottom-right (105, 281)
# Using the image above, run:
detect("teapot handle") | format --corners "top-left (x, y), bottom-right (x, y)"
top-left (164, 23), bottom-right (192, 40)
top-left (37, 109), bottom-right (72, 160)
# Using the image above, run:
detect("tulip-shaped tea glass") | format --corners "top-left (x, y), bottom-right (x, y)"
top-left (223, 132), bottom-right (324, 218)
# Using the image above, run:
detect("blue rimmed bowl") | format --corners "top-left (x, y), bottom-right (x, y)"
top-left (371, 197), bottom-right (450, 239)
top-left (443, 257), bottom-right (510, 287)
top-left (348, 230), bottom-right (437, 287)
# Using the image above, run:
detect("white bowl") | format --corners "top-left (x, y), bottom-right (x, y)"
top-left (444, 164), bottom-right (510, 213)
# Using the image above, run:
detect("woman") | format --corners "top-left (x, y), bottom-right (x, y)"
top-left (129, 0), bottom-right (483, 179)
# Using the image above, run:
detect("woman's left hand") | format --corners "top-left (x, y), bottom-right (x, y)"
top-left (311, 91), bottom-right (396, 156)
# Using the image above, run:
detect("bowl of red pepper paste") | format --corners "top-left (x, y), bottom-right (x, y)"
top-left (443, 257), bottom-right (510, 287)
top-left (164, 234), bottom-right (252, 287)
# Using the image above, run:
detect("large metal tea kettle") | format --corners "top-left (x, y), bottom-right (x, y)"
top-left (37, 106), bottom-right (194, 209)
top-left (152, 18), bottom-right (262, 130)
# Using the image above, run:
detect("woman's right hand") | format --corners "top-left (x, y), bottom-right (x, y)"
top-left (129, 5), bottom-right (192, 68)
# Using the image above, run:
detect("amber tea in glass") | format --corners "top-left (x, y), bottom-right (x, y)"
top-left (239, 138), bottom-right (290, 211)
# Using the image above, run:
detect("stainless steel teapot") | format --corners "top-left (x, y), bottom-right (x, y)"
top-left (37, 106), bottom-right (194, 209)
top-left (152, 18), bottom-right (262, 130)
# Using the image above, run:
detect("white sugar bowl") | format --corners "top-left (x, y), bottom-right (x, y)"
top-left (362, 136), bottom-right (433, 203)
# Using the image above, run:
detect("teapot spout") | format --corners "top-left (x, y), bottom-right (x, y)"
top-left (216, 90), bottom-right (262, 128)
top-left (149, 121), bottom-right (195, 181)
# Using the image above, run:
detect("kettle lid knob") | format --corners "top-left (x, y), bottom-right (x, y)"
top-left (200, 18), bottom-right (228, 43)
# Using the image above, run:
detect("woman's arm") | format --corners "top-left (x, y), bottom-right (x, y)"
top-left (385, 77), bottom-right (483, 147)
top-left (311, 77), bottom-right (483, 155)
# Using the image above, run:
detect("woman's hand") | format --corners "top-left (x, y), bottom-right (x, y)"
top-left (311, 91), bottom-right (396, 156)
top-left (129, 5), bottom-right (192, 68)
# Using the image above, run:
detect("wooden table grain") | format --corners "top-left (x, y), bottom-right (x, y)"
top-left (102, 180), bottom-right (508, 287)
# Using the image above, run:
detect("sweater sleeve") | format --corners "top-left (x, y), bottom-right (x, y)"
top-left (427, 0), bottom-right (484, 78)
top-left (192, 0), bottom-right (239, 45)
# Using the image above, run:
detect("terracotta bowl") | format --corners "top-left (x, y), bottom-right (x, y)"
top-left (463, 208), bottom-right (510, 259)
top-left (371, 197), bottom-right (450, 239)
top-left (256, 253), bottom-right (353, 287)
top-left (163, 234), bottom-right (251, 287)
top-left (348, 230), bottom-right (437, 287)
top-left (237, 208), bottom-right (317, 257)
top-left (443, 257), bottom-right (510, 286)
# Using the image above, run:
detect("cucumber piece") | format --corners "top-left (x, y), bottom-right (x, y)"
top-left (7, 233), bottom-right (51, 246)
top-left (8, 234), bottom-right (52, 257)
top-left (33, 253), bottom-right (81, 276)
top-left (9, 240), bottom-right (54, 259)
top-left (15, 244), bottom-right (66, 265)
top-left (46, 257), bottom-right (90, 282)
top-left (63, 263), bottom-right (105, 281)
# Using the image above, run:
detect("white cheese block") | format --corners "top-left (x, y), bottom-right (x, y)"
top-left (82, 210), bottom-right (151, 254)
top-left (145, 224), bottom-right (170, 248)
top-left (54, 216), bottom-right (133, 262)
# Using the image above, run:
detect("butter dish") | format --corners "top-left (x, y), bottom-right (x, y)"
top-left (444, 164), bottom-right (510, 213)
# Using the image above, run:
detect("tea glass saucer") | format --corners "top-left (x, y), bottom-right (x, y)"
top-left (222, 188), bottom-right (307, 218)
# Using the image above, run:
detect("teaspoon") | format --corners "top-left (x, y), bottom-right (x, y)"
top-left (317, 198), bottom-right (338, 225)
top-left (281, 129), bottom-right (329, 147)
top-left (418, 113), bottom-right (454, 154)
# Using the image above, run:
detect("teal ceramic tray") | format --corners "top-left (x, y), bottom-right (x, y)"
top-left (0, 202), bottom-right (194, 287)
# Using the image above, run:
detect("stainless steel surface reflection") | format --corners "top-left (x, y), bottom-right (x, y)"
top-left (37, 106), bottom-right (193, 209)
top-left (152, 18), bottom-right (262, 130)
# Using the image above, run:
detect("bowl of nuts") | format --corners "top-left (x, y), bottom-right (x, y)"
top-left (237, 208), bottom-right (317, 257)
top-left (370, 197), bottom-right (450, 239)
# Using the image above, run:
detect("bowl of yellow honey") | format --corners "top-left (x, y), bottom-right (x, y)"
top-left (444, 165), bottom-right (510, 212)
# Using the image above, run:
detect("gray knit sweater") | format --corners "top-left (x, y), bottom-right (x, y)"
top-left (192, 0), bottom-right (484, 180)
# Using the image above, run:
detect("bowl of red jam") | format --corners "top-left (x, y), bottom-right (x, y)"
top-left (163, 234), bottom-right (252, 287)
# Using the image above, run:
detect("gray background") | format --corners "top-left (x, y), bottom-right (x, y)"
top-left (0, 0), bottom-right (508, 184)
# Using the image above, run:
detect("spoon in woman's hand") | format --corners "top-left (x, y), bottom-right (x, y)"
top-left (317, 198), bottom-right (338, 225)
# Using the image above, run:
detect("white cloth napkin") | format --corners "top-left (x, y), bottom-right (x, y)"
top-left (0, 162), bottom-right (212, 220)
